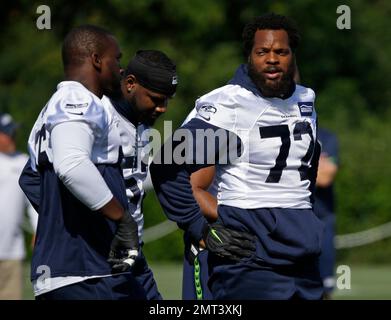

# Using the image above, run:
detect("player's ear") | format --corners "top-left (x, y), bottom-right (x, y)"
top-left (91, 52), bottom-right (102, 70)
top-left (125, 75), bottom-right (136, 93)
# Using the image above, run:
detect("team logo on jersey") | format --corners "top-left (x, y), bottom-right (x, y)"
top-left (298, 102), bottom-right (313, 116)
top-left (198, 105), bottom-right (217, 121)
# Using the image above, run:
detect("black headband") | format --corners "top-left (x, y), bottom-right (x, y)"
top-left (125, 52), bottom-right (178, 97)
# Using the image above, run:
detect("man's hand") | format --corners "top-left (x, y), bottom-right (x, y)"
top-left (316, 154), bottom-right (338, 187)
top-left (202, 223), bottom-right (256, 262)
top-left (108, 212), bottom-right (139, 273)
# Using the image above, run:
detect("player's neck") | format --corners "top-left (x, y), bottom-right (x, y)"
top-left (64, 67), bottom-right (103, 98)
top-left (279, 81), bottom-right (296, 99)
top-left (112, 98), bottom-right (138, 126)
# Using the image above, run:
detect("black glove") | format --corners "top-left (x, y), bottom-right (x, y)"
top-left (202, 222), bottom-right (256, 262)
top-left (108, 212), bottom-right (139, 273)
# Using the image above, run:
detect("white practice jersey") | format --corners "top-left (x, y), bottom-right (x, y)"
top-left (28, 81), bottom-right (122, 171)
top-left (192, 84), bottom-right (318, 209)
top-left (102, 96), bottom-right (149, 241)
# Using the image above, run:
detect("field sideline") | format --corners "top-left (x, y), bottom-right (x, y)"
top-left (23, 262), bottom-right (391, 300)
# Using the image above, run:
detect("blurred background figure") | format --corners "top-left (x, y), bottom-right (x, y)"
top-left (313, 127), bottom-right (339, 299)
top-left (0, 112), bottom-right (37, 300)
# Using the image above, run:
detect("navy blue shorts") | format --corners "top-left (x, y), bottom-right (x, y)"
top-left (133, 250), bottom-right (162, 300)
top-left (318, 214), bottom-right (336, 293)
top-left (184, 205), bottom-right (325, 300)
top-left (36, 250), bottom-right (161, 300)
top-left (36, 273), bottom-right (147, 300)
top-left (208, 254), bottom-right (322, 299)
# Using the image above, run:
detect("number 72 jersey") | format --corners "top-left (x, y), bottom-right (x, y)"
top-left (193, 83), bottom-right (319, 210)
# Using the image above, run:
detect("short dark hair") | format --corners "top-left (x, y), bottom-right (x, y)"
top-left (124, 50), bottom-right (176, 76)
top-left (62, 25), bottom-right (114, 68)
top-left (242, 13), bottom-right (300, 57)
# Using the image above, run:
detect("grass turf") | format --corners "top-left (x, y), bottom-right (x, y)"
top-left (23, 262), bottom-right (391, 300)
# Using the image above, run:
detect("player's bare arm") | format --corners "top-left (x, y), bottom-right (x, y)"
top-left (190, 166), bottom-right (218, 222)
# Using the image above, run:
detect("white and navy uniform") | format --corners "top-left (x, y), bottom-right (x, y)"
top-left (99, 97), bottom-right (162, 300)
top-left (20, 81), bottom-right (138, 297)
top-left (195, 80), bottom-right (317, 210)
top-left (151, 65), bottom-right (324, 299)
top-left (102, 96), bottom-right (149, 242)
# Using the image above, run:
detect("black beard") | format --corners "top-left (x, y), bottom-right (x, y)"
top-left (106, 80), bottom-right (123, 100)
top-left (248, 62), bottom-right (295, 99)
top-left (141, 114), bottom-right (156, 126)
top-left (128, 95), bottom-right (157, 126)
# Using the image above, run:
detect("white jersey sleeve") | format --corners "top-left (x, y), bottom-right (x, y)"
top-left (45, 82), bottom-right (108, 135)
top-left (51, 121), bottom-right (113, 211)
top-left (193, 85), bottom-right (237, 131)
top-left (28, 81), bottom-right (121, 171)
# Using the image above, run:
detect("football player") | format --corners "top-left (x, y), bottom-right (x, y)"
top-left (102, 49), bottom-right (178, 299)
top-left (181, 56), bottom-right (304, 300)
top-left (19, 49), bottom-right (178, 300)
top-left (19, 25), bottom-right (145, 300)
top-left (151, 13), bottom-right (324, 299)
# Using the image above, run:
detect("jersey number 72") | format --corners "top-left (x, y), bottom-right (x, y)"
top-left (259, 121), bottom-right (315, 183)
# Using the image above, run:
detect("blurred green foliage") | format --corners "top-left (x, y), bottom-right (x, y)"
top-left (2, 0), bottom-right (391, 263)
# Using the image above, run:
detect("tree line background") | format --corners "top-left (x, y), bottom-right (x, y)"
top-left (1, 0), bottom-right (391, 264)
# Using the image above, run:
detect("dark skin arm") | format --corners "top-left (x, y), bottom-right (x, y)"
top-left (190, 166), bottom-right (218, 248)
top-left (190, 166), bottom-right (218, 222)
top-left (99, 197), bottom-right (126, 221)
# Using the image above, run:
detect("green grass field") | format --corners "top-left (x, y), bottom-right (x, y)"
top-left (23, 262), bottom-right (391, 300)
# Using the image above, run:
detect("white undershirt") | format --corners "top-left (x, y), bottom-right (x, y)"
top-left (51, 121), bottom-right (113, 211)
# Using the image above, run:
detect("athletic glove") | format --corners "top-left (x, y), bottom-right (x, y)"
top-left (108, 212), bottom-right (139, 273)
top-left (202, 222), bottom-right (256, 262)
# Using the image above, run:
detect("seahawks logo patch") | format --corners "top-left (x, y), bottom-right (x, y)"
top-left (198, 105), bottom-right (217, 121)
